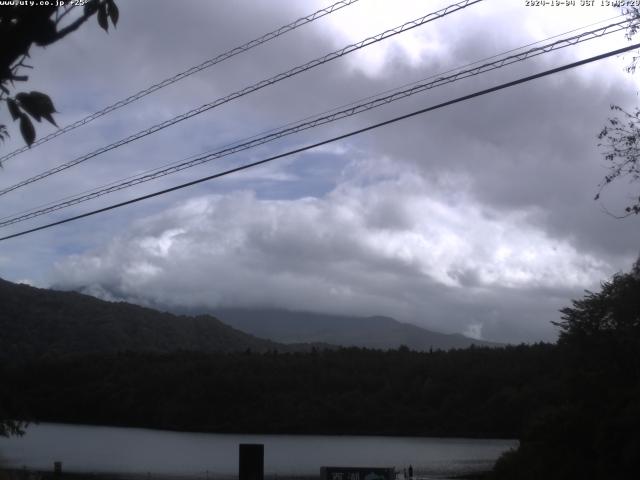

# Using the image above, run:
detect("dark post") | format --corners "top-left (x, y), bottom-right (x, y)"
top-left (53, 461), bottom-right (62, 476)
top-left (239, 444), bottom-right (264, 480)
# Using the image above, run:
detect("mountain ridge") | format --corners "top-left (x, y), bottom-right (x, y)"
top-left (73, 284), bottom-right (501, 350)
top-left (206, 307), bottom-right (500, 350)
top-left (0, 278), bottom-right (498, 363)
top-left (0, 278), bottom-right (291, 361)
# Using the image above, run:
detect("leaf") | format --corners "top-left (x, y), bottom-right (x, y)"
top-left (33, 19), bottom-right (57, 46)
top-left (84, 0), bottom-right (99, 16)
top-left (107, 0), bottom-right (119, 26)
top-left (97, 2), bottom-right (109, 32)
top-left (6, 98), bottom-right (21, 120)
top-left (27, 91), bottom-right (56, 114)
top-left (19, 114), bottom-right (35, 147)
top-left (15, 91), bottom-right (57, 126)
top-left (16, 93), bottom-right (41, 122)
top-left (41, 111), bottom-right (58, 127)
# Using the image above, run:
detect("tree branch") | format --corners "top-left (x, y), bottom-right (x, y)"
top-left (46, 2), bottom-right (105, 45)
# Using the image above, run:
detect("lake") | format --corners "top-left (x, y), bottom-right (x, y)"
top-left (0, 423), bottom-right (517, 479)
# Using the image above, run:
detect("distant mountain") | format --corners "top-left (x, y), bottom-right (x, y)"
top-left (210, 308), bottom-right (500, 350)
top-left (0, 279), bottom-right (290, 361)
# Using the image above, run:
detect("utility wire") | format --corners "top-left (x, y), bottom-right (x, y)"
top-left (1, 11), bottom-right (624, 226)
top-left (0, 13), bottom-right (625, 223)
top-left (1, 42), bottom-right (637, 243)
top-left (0, 18), bottom-right (629, 229)
top-left (18, 10), bottom-right (621, 227)
top-left (0, 17), bottom-right (627, 225)
top-left (0, 11), bottom-right (628, 228)
top-left (0, 15), bottom-right (628, 225)
top-left (0, 0), bottom-right (481, 198)
top-left (0, 0), bottom-right (361, 165)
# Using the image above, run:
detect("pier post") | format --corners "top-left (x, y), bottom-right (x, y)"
top-left (239, 444), bottom-right (264, 480)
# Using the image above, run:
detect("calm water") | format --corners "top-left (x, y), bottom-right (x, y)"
top-left (0, 423), bottom-right (516, 479)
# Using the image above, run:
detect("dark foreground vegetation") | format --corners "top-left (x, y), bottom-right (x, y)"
top-left (0, 278), bottom-right (493, 358)
top-left (1, 344), bottom-right (557, 438)
top-left (1, 264), bottom-right (639, 479)
top-left (0, 278), bottom-right (292, 361)
top-left (490, 263), bottom-right (640, 480)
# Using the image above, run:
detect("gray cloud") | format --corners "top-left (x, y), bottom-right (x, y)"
top-left (52, 168), bottom-right (615, 343)
top-left (1, 0), bottom-right (638, 343)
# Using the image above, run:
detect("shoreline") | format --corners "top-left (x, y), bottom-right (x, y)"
top-left (11, 420), bottom-right (516, 442)
top-left (1, 468), bottom-right (491, 480)
top-left (3, 470), bottom-right (305, 480)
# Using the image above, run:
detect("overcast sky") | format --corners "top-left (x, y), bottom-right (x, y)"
top-left (1, 0), bottom-right (639, 343)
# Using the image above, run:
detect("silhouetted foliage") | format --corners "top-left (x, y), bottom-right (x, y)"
top-left (3, 267), bottom-right (640, 479)
top-left (0, 0), bottom-right (118, 148)
top-left (0, 362), bottom-right (27, 438)
top-left (597, 105), bottom-right (640, 215)
top-left (0, 344), bottom-right (559, 439)
top-left (0, 276), bottom-right (289, 440)
top-left (0, 418), bottom-right (24, 438)
top-left (0, 277), bottom-right (555, 442)
top-left (0, 278), bottom-right (293, 362)
top-left (492, 260), bottom-right (640, 480)
top-left (595, 7), bottom-right (640, 215)
top-left (555, 258), bottom-right (640, 339)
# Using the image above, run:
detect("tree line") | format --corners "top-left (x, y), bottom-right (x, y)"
top-left (1, 343), bottom-right (558, 439)
top-left (2, 261), bottom-right (639, 479)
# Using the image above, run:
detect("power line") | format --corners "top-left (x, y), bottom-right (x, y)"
top-left (2, 12), bottom-right (623, 225)
top-left (1, 42), bottom-right (637, 243)
top-left (0, 0), bottom-right (361, 165)
top-left (19, 7), bottom-right (619, 227)
top-left (0, 12), bottom-right (625, 224)
top-left (0, 17), bottom-right (629, 229)
top-left (0, 15), bottom-right (628, 225)
top-left (0, 0), bottom-right (482, 198)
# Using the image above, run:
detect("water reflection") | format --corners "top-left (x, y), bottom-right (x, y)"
top-left (0, 423), bottom-right (516, 479)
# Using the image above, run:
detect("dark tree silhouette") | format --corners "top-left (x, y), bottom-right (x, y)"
top-left (595, 7), bottom-right (640, 216)
top-left (492, 258), bottom-right (640, 480)
top-left (1, 361), bottom-right (27, 437)
top-left (554, 257), bottom-right (640, 339)
top-left (0, 0), bottom-right (119, 149)
top-left (0, 418), bottom-right (24, 438)
top-left (0, 0), bottom-right (118, 438)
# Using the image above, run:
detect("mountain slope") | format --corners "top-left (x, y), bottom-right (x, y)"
top-left (211, 308), bottom-right (499, 350)
top-left (0, 279), bottom-right (286, 361)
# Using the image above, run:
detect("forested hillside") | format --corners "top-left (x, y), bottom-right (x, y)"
top-left (2, 265), bottom-right (638, 480)
top-left (491, 263), bottom-right (640, 480)
top-left (1, 344), bottom-right (558, 438)
top-left (0, 279), bottom-right (287, 360)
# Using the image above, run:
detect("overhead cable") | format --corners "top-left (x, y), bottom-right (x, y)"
top-left (1, 42), bottom-right (638, 243)
top-left (0, 0), bottom-right (361, 165)
top-left (0, 18), bottom-right (629, 229)
top-left (0, 0), bottom-right (482, 198)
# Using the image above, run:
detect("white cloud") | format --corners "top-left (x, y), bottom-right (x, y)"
top-left (1, 0), bottom-right (637, 345)
top-left (52, 161), bottom-right (614, 342)
top-left (464, 322), bottom-right (483, 340)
